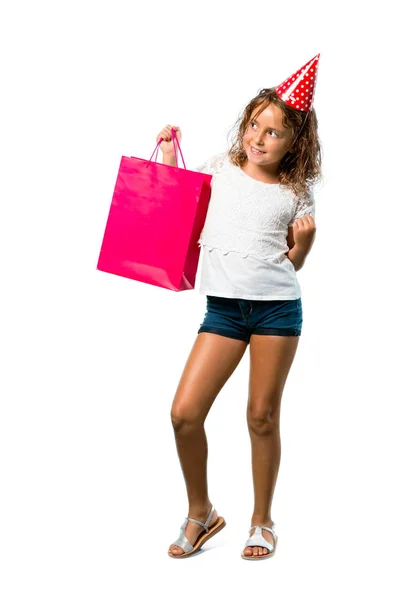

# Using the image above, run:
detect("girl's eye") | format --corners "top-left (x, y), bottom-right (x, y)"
top-left (250, 122), bottom-right (278, 137)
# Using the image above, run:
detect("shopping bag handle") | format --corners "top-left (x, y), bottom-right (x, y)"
top-left (146, 128), bottom-right (187, 170)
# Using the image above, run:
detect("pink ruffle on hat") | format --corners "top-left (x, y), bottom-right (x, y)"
top-left (275, 53), bottom-right (320, 112)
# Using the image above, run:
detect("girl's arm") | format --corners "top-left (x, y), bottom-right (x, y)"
top-left (285, 218), bottom-right (316, 271)
top-left (287, 245), bottom-right (309, 271)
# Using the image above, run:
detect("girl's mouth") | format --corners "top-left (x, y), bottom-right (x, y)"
top-left (251, 146), bottom-right (265, 155)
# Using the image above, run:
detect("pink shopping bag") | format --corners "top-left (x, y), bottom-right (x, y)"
top-left (96, 130), bottom-right (212, 291)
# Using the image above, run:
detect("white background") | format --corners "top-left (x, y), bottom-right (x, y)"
top-left (1, 0), bottom-right (415, 598)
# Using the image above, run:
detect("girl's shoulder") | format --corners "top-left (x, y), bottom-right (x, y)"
top-left (193, 151), bottom-right (229, 175)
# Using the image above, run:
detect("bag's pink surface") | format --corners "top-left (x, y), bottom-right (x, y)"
top-left (97, 132), bottom-right (212, 291)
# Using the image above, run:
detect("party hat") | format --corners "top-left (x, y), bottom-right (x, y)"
top-left (275, 54), bottom-right (320, 112)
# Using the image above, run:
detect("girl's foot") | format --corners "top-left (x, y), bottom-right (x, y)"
top-left (242, 522), bottom-right (275, 557)
top-left (169, 506), bottom-right (219, 556)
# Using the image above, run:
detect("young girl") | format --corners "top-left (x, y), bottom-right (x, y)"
top-left (156, 54), bottom-right (322, 560)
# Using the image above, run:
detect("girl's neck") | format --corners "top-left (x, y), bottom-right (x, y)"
top-left (241, 159), bottom-right (282, 184)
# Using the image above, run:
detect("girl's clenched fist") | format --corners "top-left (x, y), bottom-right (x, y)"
top-left (156, 125), bottom-right (182, 155)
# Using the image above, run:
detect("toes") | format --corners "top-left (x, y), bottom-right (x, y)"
top-left (169, 545), bottom-right (184, 555)
top-left (252, 546), bottom-right (269, 556)
top-left (243, 546), bottom-right (270, 556)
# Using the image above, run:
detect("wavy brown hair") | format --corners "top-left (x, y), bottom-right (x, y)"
top-left (226, 87), bottom-right (322, 199)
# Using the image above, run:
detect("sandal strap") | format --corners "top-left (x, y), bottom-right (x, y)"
top-left (244, 524), bottom-right (277, 551)
top-left (249, 524), bottom-right (276, 537)
top-left (187, 505), bottom-right (215, 532)
top-left (171, 506), bottom-right (216, 553)
top-left (171, 518), bottom-right (194, 552)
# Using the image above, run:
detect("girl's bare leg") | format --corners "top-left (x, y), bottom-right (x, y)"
top-left (243, 334), bottom-right (299, 557)
top-left (169, 332), bottom-right (248, 555)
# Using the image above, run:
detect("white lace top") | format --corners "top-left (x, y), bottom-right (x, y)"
top-left (194, 151), bottom-right (316, 300)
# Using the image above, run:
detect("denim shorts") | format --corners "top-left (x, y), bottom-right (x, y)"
top-left (197, 295), bottom-right (303, 343)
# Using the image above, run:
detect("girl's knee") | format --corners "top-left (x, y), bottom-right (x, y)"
top-left (170, 409), bottom-right (204, 432)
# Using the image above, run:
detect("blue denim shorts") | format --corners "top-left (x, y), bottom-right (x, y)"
top-left (197, 295), bottom-right (303, 343)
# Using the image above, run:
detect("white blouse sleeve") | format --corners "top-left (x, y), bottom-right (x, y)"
top-left (288, 190), bottom-right (315, 226)
top-left (193, 152), bottom-right (228, 175)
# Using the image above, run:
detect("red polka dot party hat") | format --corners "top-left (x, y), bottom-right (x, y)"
top-left (275, 53), bottom-right (320, 112)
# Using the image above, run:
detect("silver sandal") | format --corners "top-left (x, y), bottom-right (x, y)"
top-left (168, 505), bottom-right (226, 558)
top-left (241, 521), bottom-right (278, 560)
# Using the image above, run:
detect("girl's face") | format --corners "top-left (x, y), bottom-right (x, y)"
top-left (242, 104), bottom-right (295, 169)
